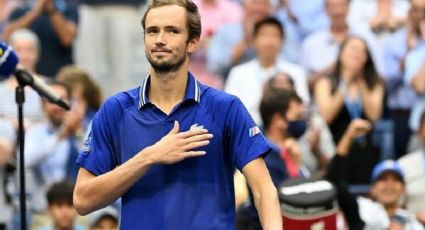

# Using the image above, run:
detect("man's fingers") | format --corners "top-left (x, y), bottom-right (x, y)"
top-left (183, 151), bottom-right (207, 159)
top-left (183, 133), bottom-right (213, 144)
top-left (183, 140), bottom-right (210, 151)
top-left (178, 128), bottom-right (209, 138)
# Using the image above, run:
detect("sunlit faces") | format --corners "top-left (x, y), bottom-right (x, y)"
top-left (371, 172), bottom-right (404, 207)
top-left (11, 38), bottom-right (39, 71)
top-left (325, 0), bottom-right (349, 26)
top-left (244, 0), bottom-right (272, 22)
top-left (253, 24), bottom-right (283, 61)
top-left (144, 5), bottom-right (198, 74)
top-left (340, 37), bottom-right (368, 74)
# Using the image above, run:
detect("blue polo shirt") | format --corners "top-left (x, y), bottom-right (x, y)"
top-left (76, 72), bottom-right (270, 229)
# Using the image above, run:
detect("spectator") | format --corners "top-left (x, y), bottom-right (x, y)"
top-left (0, 29), bottom-right (44, 128)
top-left (381, 0), bottom-right (425, 158)
top-left (264, 74), bottom-right (336, 175)
top-left (88, 206), bottom-right (119, 230)
top-left (236, 88), bottom-right (304, 230)
top-left (41, 181), bottom-right (84, 230)
top-left (206, 0), bottom-right (272, 79)
top-left (326, 119), bottom-right (424, 230)
top-left (75, 0), bottom-right (149, 97)
top-left (399, 112), bottom-right (425, 225)
top-left (300, 0), bottom-right (380, 90)
top-left (56, 65), bottom-right (103, 132)
top-left (314, 36), bottom-right (384, 184)
top-left (2, 0), bottom-right (78, 77)
top-left (225, 17), bottom-right (309, 125)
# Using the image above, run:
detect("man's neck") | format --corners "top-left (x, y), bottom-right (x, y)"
top-left (385, 203), bottom-right (398, 217)
top-left (149, 68), bottom-right (188, 115)
top-left (330, 23), bottom-right (348, 43)
top-left (258, 57), bottom-right (276, 69)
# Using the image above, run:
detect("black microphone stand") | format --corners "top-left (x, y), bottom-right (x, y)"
top-left (15, 80), bottom-right (27, 230)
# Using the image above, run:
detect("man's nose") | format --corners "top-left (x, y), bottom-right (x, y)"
top-left (155, 32), bottom-right (166, 45)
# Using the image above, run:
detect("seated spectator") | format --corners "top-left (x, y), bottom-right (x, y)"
top-left (399, 111), bottom-right (425, 225)
top-left (236, 88), bottom-right (306, 230)
top-left (89, 206), bottom-right (119, 230)
top-left (41, 181), bottom-right (84, 230)
top-left (2, 0), bottom-right (78, 77)
top-left (263, 73), bottom-right (335, 176)
top-left (326, 119), bottom-right (424, 229)
top-left (314, 36), bottom-right (384, 184)
top-left (0, 29), bottom-right (44, 128)
top-left (225, 17), bottom-right (309, 125)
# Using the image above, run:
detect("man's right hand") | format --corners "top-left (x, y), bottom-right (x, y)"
top-left (146, 121), bottom-right (213, 164)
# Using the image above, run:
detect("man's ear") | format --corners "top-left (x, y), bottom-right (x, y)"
top-left (187, 37), bottom-right (200, 54)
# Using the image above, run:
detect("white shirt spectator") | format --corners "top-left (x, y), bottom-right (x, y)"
top-left (225, 58), bottom-right (309, 125)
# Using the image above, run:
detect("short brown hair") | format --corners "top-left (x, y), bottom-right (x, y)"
top-left (260, 88), bottom-right (302, 129)
top-left (141, 0), bottom-right (202, 42)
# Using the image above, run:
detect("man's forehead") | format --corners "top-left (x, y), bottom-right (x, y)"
top-left (145, 5), bottom-right (187, 26)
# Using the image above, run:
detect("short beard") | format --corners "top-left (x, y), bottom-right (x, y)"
top-left (146, 52), bottom-right (187, 80)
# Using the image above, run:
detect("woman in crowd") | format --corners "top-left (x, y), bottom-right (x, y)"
top-left (314, 36), bottom-right (385, 185)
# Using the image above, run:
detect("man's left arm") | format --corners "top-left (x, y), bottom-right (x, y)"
top-left (242, 157), bottom-right (282, 230)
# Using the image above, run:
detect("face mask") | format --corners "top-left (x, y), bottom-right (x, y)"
top-left (287, 119), bottom-right (307, 139)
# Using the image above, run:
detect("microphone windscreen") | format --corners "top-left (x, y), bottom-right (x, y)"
top-left (0, 41), bottom-right (19, 79)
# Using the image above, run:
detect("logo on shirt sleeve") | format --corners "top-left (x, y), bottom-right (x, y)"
top-left (81, 131), bottom-right (92, 153)
top-left (248, 126), bottom-right (261, 137)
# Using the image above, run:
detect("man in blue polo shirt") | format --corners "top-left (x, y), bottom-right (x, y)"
top-left (73, 0), bottom-right (282, 229)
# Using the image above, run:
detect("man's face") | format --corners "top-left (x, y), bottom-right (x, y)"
top-left (11, 39), bottom-right (38, 71)
top-left (326, 0), bottom-right (349, 26)
top-left (48, 202), bottom-right (77, 229)
top-left (371, 172), bottom-right (404, 206)
top-left (253, 24), bottom-right (283, 61)
top-left (144, 5), bottom-right (198, 74)
top-left (42, 85), bottom-right (69, 127)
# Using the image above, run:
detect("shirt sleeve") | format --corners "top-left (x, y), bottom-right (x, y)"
top-left (76, 99), bottom-right (120, 176)
top-left (225, 97), bottom-right (270, 171)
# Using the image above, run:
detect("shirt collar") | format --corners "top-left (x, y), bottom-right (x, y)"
top-left (138, 72), bottom-right (201, 109)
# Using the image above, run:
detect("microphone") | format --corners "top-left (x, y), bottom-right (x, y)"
top-left (0, 40), bottom-right (70, 111)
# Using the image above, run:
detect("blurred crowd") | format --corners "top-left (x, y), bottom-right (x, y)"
top-left (1, 0), bottom-right (425, 229)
